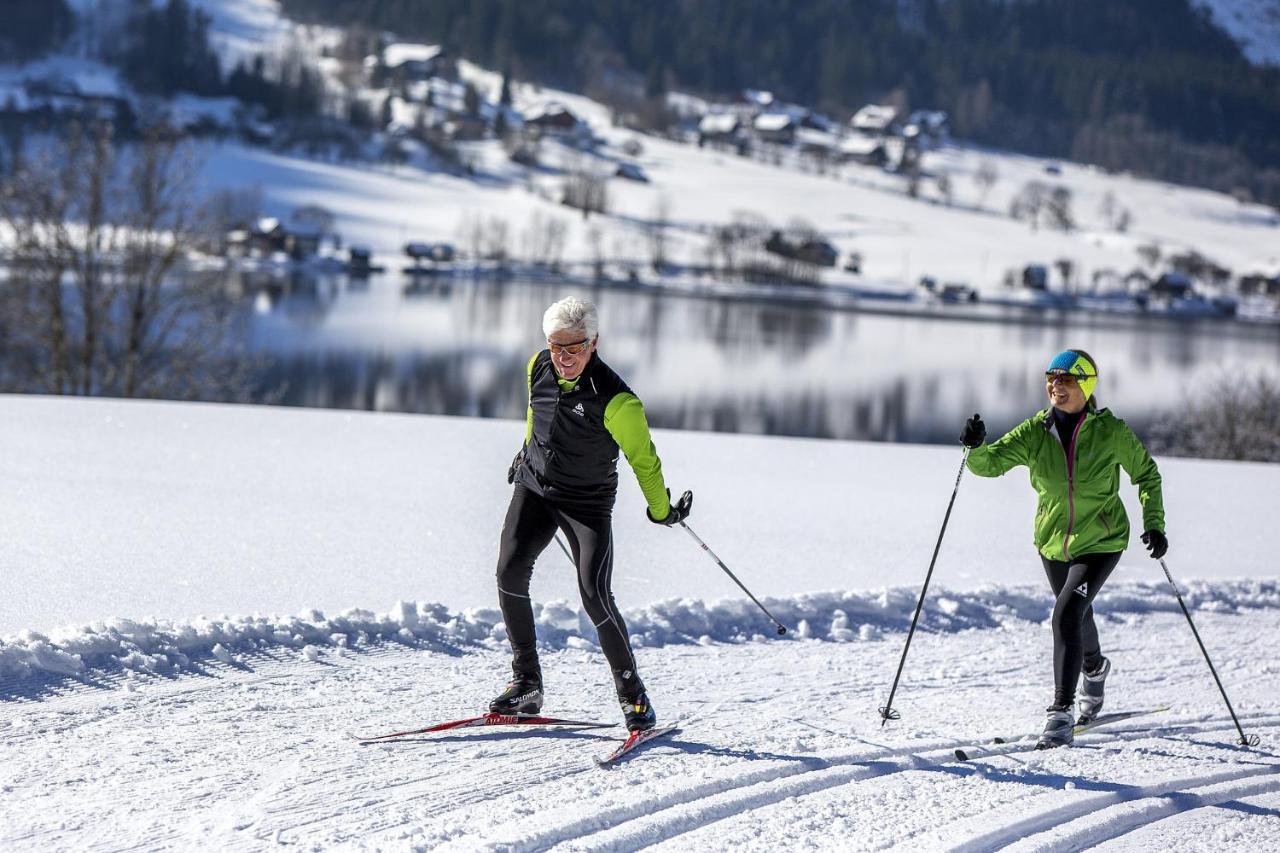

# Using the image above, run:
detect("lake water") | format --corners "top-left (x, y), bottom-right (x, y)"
top-left (242, 271), bottom-right (1280, 443)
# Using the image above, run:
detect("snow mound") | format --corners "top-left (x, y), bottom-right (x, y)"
top-left (2, 579), bottom-right (1275, 683)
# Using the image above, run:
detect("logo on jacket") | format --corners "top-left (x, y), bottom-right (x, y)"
top-left (572, 402), bottom-right (585, 417)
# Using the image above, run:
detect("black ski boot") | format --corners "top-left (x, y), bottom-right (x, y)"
top-left (1076, 656), bottom-right (1110, 725)
top-left (619, 690), bottom-right (656, 732)
top-left (489, 672), bottom-right (543, 715)
top-left (1035, 704), bottom-right (1075, 750)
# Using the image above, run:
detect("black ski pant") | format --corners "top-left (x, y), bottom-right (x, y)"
top-left (1040, 551), bottom-right (1121, 708)
top-left (495, 484), bottom-right (643, 700)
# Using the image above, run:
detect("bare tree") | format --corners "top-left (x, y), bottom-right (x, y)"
top-left (482, 216), bottom-right (512, 267)
top-left (973, 159), bottom-right (998, 209)
top-left (586, 222), bottom-right (606, 280)
top-left (0, 123), bottom-right (255, 400)
top-left (935, 171), bottom-right (953, 207)
top-left (1136, 242), bottom-right (1162, 269)
top-left (1147, 371), bottom-right (1280, 462)
top-left (561, 156), bottom-right (609, 219)
top-left (1044, 186), bottom-right (1075, 231)
top-left (1010, 180), bottom-right (1050, 231)
top-left (521, 212), bottom-right (567, 269)
top-left (646, 194), bottom-right (672, 271)
top-left (707, 210), bottom-right (771, 280)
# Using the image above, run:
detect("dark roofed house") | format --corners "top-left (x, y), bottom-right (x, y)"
top-left (519, 103), bottom-right (588, 142)
top-left (525, 102), bottom-right (582, 135)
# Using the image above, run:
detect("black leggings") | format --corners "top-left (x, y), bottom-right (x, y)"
top-left (495, 485), bottom-right (643, 699)
top-left (1040, 551), bottom-right (1121, 708)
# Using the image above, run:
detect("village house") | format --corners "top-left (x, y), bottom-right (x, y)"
top-left (753, 111), bottom-right (797, 145)
top-left (850, 103), bottom-right (900, 137)
top-left (366, 43), bottom-right (454, 88)
top-left (697, 112), bottom-right (748, 153)
top-left (523, 102), bottom-right (589, 141)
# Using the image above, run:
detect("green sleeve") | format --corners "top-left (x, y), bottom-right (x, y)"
top-left (967, 416), bottom-right (1035, 477)
top-left (603, 392), bottom-right (671, 519)
top-left (523, 352), bottom-right (537, 446)
top-left (1113, 418), bottom-right (1165, 533)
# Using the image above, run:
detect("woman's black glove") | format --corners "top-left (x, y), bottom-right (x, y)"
top-left (1141, 529), bottom-right (1168, 559)
top-left (507, 448), bottom-right (525, 484)
top-left (960, 413), bottom-right (986, 449)
top-left (648, 489), bottom-right (693, 526)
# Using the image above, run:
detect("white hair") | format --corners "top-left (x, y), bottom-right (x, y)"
top-left (542, 296), bottom-right (599, 340)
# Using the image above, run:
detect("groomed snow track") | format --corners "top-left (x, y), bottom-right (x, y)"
top-left (2, 608), bottom-right (1277, 851)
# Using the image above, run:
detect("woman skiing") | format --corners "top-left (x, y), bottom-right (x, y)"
top-left (960, 349), bottom-right (1167, 749)
top-left (491, 296), bottom-right (692, 731)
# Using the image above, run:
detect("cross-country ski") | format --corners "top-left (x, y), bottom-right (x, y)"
top-left (954, 707), bottom-right (1170, 761)
top-left (595, 725), bottom-right (681, 766)
top-left (352, 712), bottom-right (615, 743)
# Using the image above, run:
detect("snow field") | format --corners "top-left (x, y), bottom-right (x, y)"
top-left (3, 395), bottom-right (1276, 639)
top-left (1, 608), bottom-right (1276, 851)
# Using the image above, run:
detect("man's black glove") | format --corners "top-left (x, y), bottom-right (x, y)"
top-left (507, 448), bottom-right (525, 484)
top-left (1141, 529), bottom-right (1168, 559)
top-left (647, 489), bottom-right (692, 526)
top-left (960, 413), bottom-right (986, 449)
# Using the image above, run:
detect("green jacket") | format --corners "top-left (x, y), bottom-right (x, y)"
top-left (967, 407), bottom-right (1164, 561)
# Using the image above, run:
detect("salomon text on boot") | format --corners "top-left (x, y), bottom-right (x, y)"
top-left (489, 671), bottom-right (543, 715)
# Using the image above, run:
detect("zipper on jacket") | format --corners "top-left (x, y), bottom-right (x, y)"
top-left (1062, 413), bottom-right (1087, 560)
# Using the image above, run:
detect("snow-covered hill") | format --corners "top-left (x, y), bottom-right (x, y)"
top-left (5, 1), bottom-right (1278, 301)
top-left (1196, 0), bottom-right (1280, 66)
top-left (1, 395), bottom-right (1277, 849)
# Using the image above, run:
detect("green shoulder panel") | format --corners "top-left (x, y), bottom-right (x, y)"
top-left (603, 391), bottom-right (670, 519)
top-left (523, 352), bottom-right (539, 445)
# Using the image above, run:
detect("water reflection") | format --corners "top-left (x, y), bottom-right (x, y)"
top-left (238, 270), bottom-right (1280, 444)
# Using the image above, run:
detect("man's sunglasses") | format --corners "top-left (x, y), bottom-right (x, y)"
top-left (549, 338), bottom-right (592, 356)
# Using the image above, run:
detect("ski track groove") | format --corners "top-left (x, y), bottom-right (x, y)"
top-left (988, 766), bottom-right (1280, 853)
top-left (464, 716), bottom-right (1280, 853)
top-left (228, 724), bottom-right (635, 846)
top-left (1003, 768), bottom-right (1280, 850)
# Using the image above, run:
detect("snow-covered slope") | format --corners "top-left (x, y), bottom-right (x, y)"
top-left (1, 396), bottom-right (1277, 849)
top-left (1196, 0), bottom-right (1280, 66)
top-left (12, 2), bottom-right (1280, 291)
top-left (3, 395), bottom-right (1276, 638)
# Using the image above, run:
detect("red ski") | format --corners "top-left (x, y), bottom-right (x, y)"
top-left (352, 712), bottom-right (615, 743)
top-left (596, 725), bottom-right (680, 766)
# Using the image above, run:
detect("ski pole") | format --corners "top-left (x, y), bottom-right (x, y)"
top-left (879, 447), bottom-right (969, 726)
top-left (1158, 558), bottom-right (1258, 747)
top-left (554, 533), bottom-right (574, 565)
top-left (679, 521), bottom-right (789, 635)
